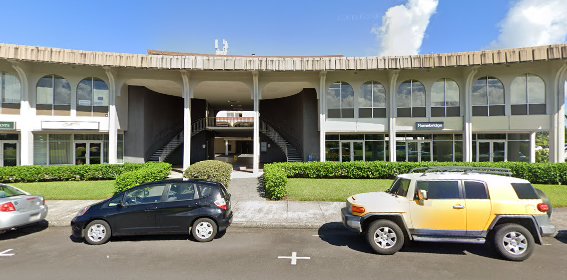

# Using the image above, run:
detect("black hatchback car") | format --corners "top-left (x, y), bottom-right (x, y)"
top-left (71, 179), bottom-right (232, 245)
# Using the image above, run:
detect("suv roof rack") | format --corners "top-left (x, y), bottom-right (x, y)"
top-left (409, 166), bottom-right (513, 177)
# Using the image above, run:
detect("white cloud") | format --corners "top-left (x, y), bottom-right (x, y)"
top-left (491, 0), bottom-right (567, 49)
top-left (373, 0), bottom-right (439, 56)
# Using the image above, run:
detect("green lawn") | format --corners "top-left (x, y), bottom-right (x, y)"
top-left (12, 180), bottom-right (115, 200)
top-left (286, 178), bottom-right (567, 207)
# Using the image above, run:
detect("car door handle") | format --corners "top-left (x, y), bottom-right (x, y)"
top-left (453, 205), bottom-right (465, 209)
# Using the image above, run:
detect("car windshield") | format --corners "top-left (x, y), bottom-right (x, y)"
top-left (0, 185), bottom-right (26, 198)
top-left (386, 178), bottom-right (410, 197)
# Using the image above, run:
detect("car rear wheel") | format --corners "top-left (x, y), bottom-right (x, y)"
top-left (191, 218), bottom-right (217, 242)
top-left (366, 220), bottom-right (404, 255)
top-left (85, 220), bottom-right (111, 245)
top-left (493, 223), bottom-right (534, 261)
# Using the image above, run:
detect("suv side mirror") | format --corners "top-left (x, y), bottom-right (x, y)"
top-left (418, 189), bottom-right (428, 201)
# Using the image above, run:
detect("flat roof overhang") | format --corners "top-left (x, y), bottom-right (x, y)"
top-left (1, 43), bottom-right (566, 71)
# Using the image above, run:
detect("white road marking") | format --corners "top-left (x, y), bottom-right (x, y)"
top-left (278, 252), bottom-right (310, 265)
top-left (0, 249), bottom-right (15, 257)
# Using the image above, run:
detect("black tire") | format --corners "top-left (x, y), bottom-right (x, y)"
top-left (84, 220), bottom-right (111, 245)
top-left (492, 223), bottom-right (534, 261)
top-left (366, 220), bottom-right (405, 255)
top-left (191, 218), bottom-right (217, 242)
top-left (535, 189), bottom-right (553, 218)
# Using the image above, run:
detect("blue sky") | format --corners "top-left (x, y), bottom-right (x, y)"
top-left (0, 0), bottom-right (547, 56)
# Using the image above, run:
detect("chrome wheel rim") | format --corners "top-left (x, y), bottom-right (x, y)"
top-left (87, 224), bottom-right (107, 242)
top-left (195, 222), bottom-right (213, 240)
top-left (502, 231), bottom-right (528, 255)
top-left (373, 227), bottom-right (397, 249)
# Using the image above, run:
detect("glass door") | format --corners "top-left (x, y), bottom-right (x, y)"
top-left (1, 142), bottom-right (18, 166)
top-left (75, 142), bottom-right (103, 165)
top-left (477, 141), bottom-right (506, 162)
top-left (406, 141), bottom-right (432, 162)
top-left (341, 142), bottom-right (351, 162)
top-left (340, 141), bottom-right (364, 162)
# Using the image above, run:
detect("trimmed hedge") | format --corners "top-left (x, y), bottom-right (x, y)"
top-left (114, 162), bottom-right (172, 193)
top-left (184, 160), bottom-right (232, 187)
top-left (0, 163), bottom-right (145, 183)
top-left (263, 161), bottom-right (567, 200)
top-left (263, 164), bottom-right (288, 200)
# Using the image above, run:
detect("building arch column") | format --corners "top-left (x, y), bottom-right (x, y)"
top-left (11, 62), bottom-right (33, 165)
top-left (105, 67), bottom-right (119, 164)
top-left (318, 71), bottom-right (326, 162)
top-left (181, 71), bottom-right (193, 170)
top-left (388, 70), bottom-right (399, 162)
top-left (463, 67), bottom-right (479, 162)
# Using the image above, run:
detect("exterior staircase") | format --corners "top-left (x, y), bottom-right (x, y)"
top-left (147, 118), bottom-right (207, 162)
top-left (260, 120), bottom-right (303, 162)
top-left (149, 118), bottom-right (302, 163)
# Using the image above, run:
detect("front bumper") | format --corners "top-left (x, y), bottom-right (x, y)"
top-left (71, 216), bottom-right (88, 238)
top-left (341, 207), bottom-right (362, 233)
top-left (0, 205), bottom-right (48, 230)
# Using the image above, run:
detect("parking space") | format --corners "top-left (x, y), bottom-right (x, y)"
top-left (1, 224), bottom-right (567, 280)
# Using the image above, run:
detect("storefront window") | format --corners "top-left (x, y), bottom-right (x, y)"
top-left (33, 134), bottom-right (48, 165)
top-left (49, 135), bottom-right (72, 164)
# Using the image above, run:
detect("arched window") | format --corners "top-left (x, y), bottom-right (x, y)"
top-left (431, 79), bottom-right (460, 117)
top-left (327, 81), bottom-right (354, 118)
top-left (0, 72), bottom-right (21, 112)
top-left (359, 81), bottom-right (386, 118)
top-left (36, 75), bottom-right (71, 115)
top-left (397, 80), bottom-right (425, 117)
top-left (77, 77), bottom-right (109, 116)
top-left (472, 76), bottom-right (504, 116)
top-left (511, 74), bottom-right (545, 115)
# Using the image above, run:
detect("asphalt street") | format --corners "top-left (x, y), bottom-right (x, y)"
top-left (1, 223), bottom-right (566, 280)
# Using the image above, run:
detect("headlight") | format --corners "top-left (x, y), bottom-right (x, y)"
top-left (76, 206), bottom-right (90, 217)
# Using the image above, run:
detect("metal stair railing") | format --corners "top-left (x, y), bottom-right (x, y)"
top-left (260, 120), bottom-right (290, 161)
top-left (155, 131), bottom-right (184, 162)
top-left (191, 118), bottom-right (207, 136)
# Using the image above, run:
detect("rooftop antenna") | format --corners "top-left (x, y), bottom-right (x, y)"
top-left (215, 39), bottom-right (229, 55)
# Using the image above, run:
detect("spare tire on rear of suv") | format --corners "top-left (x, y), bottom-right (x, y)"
top-left (535, 189), bottom-right (552, 218)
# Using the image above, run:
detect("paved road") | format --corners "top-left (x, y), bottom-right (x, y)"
top-left (1, 224), bottom-right (566, 280)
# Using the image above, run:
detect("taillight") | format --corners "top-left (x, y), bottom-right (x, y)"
top-left (0, 202), bottom-right (16, 212)
top-left (537, 203), bottom-right (549, 212)
top-left (214, 197), bottom-right (228, 211)
top-left (351, 205), bottom-right (366, 215)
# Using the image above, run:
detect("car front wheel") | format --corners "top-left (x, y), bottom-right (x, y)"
top-left (366, 219), bottom-right (405, 255)
top-left (84, 220), bottom-right (111, 245)
top-left (191, 218), bottom-right (217, 242)
top-left (493, 223), bottom-right (534, 261)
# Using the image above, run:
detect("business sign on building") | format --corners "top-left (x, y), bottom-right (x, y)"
top-left (0, 121), bottom-right (15, 130)
top-left (41, 121), bottom-right (99, 130)
top-left (416, 122), bottom-right (444, 130)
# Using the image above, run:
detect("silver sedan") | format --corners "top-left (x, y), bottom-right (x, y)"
top-left (0, 184), bottom-right (48, 233)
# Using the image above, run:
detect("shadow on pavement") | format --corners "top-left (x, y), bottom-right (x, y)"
top-left (69, 230), bottom-right (228, 244)
top-left (554, 230), bottom-right (567, 244)
top-left (0, 220), bottom-right (49, 241)
top-left (256, 176), bottom-right (266, 199)
top-left (318, 222), bottom-right (501, 260)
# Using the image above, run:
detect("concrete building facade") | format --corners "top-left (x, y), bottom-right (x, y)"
top-left (0, 43), bottom-right (566, 172)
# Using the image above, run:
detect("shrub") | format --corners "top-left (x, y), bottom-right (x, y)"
top-left (536, 149), bottom-right (549, 163)
top-left (114, 162), bottom-right (172, 193)
top-left (263, 164), bottom-right (288, 200)
top-left (263, 161), bottom-right (567, 200)
top-left (184, 160), bottom-right (232, 187)
top-left (0, 163), bottom-right (144, 183)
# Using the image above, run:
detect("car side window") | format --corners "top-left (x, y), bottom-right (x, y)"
top-left (389, 178), bottom-right (410, 197)
top-left (415, 180), bottom-right (461, 199)
top-left (166, 183), bottom-right (197, 202)
top-left (197, 183), bottom-right (217, 198)
top-left (464, 181), bottom-right (489, 199)
top-left (124, 184), bottom-right (166, 206)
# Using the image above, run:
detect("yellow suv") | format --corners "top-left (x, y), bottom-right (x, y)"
top-left (341, 167), bottom-right (555, 261)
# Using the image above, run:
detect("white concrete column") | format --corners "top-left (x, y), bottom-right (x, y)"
top-left (252, 71), bottom-right (260, 173)
top-left (12, 62), bottom-right (33, 165)
top-left (550, 63), bottom-right (567, 163)
top-left (181, 71), bottom-right (193, 170)
top-left (463, 67), bottom-right (479, 162)
top-left (530, 132), bottom-right (536, 163)
top-left (225, 140), bottom-right (229, 156)
top-left (388, 70), bottom-right (399, 162)
top-left (319, 71), bottom-right (326, 162)
top-left (105, 68), bottom-right (118, 164)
